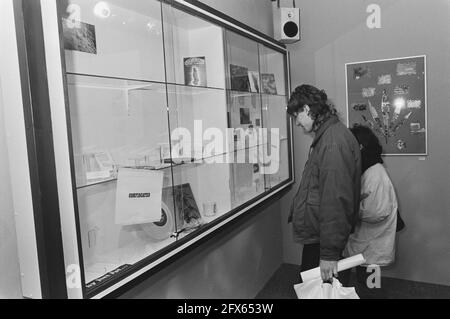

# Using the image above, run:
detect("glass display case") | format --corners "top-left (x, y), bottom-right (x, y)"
top-left (16, 0), bottom-right (293, 298)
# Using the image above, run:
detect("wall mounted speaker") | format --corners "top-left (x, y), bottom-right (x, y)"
top-left (273, 7), bottom-right (300, 44)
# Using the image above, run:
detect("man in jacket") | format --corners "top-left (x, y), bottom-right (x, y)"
top-left (287, 84), bottom-right (361, 282)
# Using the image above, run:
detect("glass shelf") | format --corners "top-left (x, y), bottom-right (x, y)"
top-left (66, 72), bottom-right (166, 89)
top-left (74, 144), bottom-right (273, 190)
top-left (260, 92), bottom-right (287, 98)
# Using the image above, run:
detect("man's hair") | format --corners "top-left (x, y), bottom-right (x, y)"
top-left (287, 84), bottom-right (337, 131)
top-left (350, 125), bottom-right (384, 173)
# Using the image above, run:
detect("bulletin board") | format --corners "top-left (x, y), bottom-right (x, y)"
top-left (345, 55), bottom-right (427, 156)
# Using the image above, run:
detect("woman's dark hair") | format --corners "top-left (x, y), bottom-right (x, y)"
top-left (351, 125), bottom-right (384, 173)
top-left (287, 84), bottom-right (337, 131)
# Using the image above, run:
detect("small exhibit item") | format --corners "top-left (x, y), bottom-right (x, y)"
top-left (85, 170), bottom-right (111, 181)
top-left (353, 66), bottom-right (370, 80)
top-left (240, 108), bottom-right (251, 125)
top-left (171, 183), bottom-right (203, 231)
top-left (378, 74), bottom-right (392, 85)
top-left (394, 85), bottom-right (410, 95)
top-left (362, 87), bottom-right (376, 98)
top-left (94, 150), bottom-right (114, 172)
top-left (202, 201), bottom-right (217, 217)
top-left (261, 73), bottom-right (278, 95)
top-left (115, 168), bottom-right (164, 226)
top-left (230, 64), bottom-right (250, 92)
top-left (407, 99), bottom-right (422, 109)
top-left (184, 56), bottom-right (207, 87)
top-left (410, 123), bottom-right (425, 134)
top-left (141, 201), bottom-right (175, 241)
top-left (62, 18), bottom-right (97, 54)
top-left (352, 103), bottom-right (368, 111)
top-left (397, 62), bottom-right (417, 76)
top-left (248, 71), bottom-right (260, 93)
top-left (159, 143), bottom-right (171, 163)
top-left (396, 139), bottom-right (407, 150)
top-left (82, 150), bottom-right (114, 181)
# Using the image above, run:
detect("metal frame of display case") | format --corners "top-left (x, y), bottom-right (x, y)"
top-left (11, 0), bottom-right (294, 299)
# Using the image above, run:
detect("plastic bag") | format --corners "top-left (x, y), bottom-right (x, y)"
top-left (294, 278), bottom-right (359, 299)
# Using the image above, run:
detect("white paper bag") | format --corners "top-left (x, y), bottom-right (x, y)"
top-left (294, 278), bottom-right (359, 299)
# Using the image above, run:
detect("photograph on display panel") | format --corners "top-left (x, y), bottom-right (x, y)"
top-left (346, 55), bottom-right (427, 155)
top-left (184, 56), bottom-right (207, 87)
top-left (62, 18), bottom-right (97, 54)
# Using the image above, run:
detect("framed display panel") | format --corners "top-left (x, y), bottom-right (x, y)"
top-left (13, 0), bottom-right (294, 298)
top-left (345, 55), bottom-right (427, 156)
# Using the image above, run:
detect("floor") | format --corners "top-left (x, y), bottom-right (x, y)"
top-left (256, 264), bottom-right (450, 299)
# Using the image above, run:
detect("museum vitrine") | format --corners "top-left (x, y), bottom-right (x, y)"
top-left (15, 0), bottom-right (293, 298)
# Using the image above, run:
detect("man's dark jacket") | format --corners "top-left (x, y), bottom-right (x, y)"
top-left (289, 115), bottom-right (361, 261)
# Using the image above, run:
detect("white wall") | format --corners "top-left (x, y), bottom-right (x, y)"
top-left (0, 77), bottom-right (22, 299)
top-left (199, 0), bottom-right (274, 37)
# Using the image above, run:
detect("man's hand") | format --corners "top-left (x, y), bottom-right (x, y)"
top-left (320, 260), bottom-right (338, 282)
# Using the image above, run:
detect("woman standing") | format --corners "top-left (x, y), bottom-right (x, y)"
top-left (342, 125), bottom-right (398, 296)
